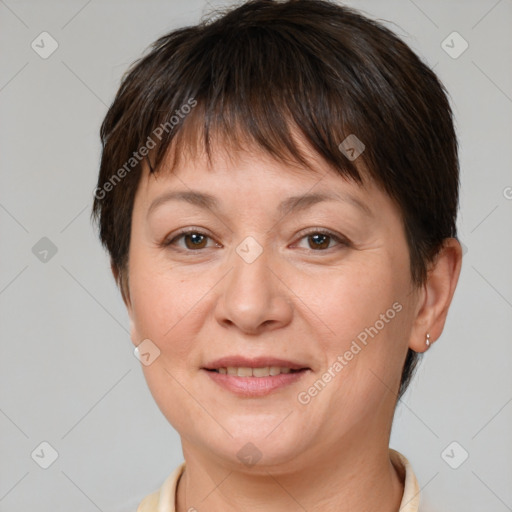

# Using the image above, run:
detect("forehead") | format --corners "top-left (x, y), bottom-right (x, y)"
top-left (138, 140), bottom-right (372, 206)
top-left (132, 142), bottom-right (400, 234)
top-left (139, 121), bottom-right (375, 197)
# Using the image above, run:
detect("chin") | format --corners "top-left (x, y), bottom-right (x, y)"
top-left (205, 426), bottom-right (307, 470)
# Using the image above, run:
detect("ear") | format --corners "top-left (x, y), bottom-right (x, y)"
top-left (409, 238), bottom-right (463, 353)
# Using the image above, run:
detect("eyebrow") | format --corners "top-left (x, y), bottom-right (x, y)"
top-left (147, 190), bottom-right (373, 219)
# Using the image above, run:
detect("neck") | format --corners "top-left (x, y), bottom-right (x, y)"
top-left (176, 437), bottom-right (404, 512)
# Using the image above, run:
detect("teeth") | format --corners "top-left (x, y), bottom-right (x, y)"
top-left (253, 366), bottom-right (270, 377)
top-left (237, 367), bottom-right (253, 377)
top-left (215, 366), bottom-right (297, 377)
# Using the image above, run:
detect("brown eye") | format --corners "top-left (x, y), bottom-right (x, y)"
top-left (163, 230), bottom-right (218, 251)
top-left (182, 232), bottom-right (208, 250)
top-left (307, 233), bottom-right (332, 250)
top-left (294, 229), bottom-right (349, 251)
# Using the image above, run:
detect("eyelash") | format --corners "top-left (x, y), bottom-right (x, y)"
top-left (161, 227), bottom-right (350, 253)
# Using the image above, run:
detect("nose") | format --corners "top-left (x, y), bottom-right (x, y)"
top-left (214, 241), bottom-right (293, 334)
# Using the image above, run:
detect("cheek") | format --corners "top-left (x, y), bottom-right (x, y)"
top-left (128, 250), bottom-right (215, 362)
top-left (294, 260), bottom-right (400, 343)
top-left (293, 259), bottom-right (409, 402)
top-left (129, 259), bottom-right (210, 430)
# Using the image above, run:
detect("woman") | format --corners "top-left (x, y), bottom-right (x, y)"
top-left (92, 0), bottom-right (463, 510)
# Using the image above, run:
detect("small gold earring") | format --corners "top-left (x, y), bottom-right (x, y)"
top-left (426, 333), bottom-right (431, 347)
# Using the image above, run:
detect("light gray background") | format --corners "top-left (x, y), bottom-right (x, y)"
top-left (1, 0), bottom-right (511, 511)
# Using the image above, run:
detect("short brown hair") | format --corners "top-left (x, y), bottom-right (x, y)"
top-left (91, 0), bottom-right (460, 399)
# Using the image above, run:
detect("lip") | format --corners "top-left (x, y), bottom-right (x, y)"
top-left (201, 355), bottom-right (311, 398)
top-left (203, 368), bottom-right (310, 397)
top-left (203, 356), bottom-right (310, 371)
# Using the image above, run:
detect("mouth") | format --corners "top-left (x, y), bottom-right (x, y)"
top-left (204, 367), bottom-right (307, 377)
top-left (201, 357), bottom-right (311, 397)
top-left (202, 367), bottom-right (310, 397)
top-left (203, 355), bottom-right (310, 373)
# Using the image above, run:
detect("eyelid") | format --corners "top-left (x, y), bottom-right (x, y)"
top-left (291, 227), bottom-right (350, 249)
top-left (162, 227), bottom-right (221, 249)
top-left (162, 226), bottom-right (350, 252)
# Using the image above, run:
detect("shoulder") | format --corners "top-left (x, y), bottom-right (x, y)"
top-left (136, 462), bottom-right (186, 512)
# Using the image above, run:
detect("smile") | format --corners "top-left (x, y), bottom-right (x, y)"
top-left (203, 367), bottom-right (310, 397)
top-left (208, 366), bottom-right (303, 377)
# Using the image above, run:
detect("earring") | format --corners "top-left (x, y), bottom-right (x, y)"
top-left (426, 333), bottom-right (431, 347)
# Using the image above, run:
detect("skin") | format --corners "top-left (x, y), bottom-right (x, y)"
top-left (117, 136), bottom-right (462, 512)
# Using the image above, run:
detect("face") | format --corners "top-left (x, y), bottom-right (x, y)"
top-left (125, 140), bottom-right (421, 472)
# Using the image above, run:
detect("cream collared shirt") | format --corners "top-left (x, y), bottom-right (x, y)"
top-left (137, 449), bottom-right (420, 512)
